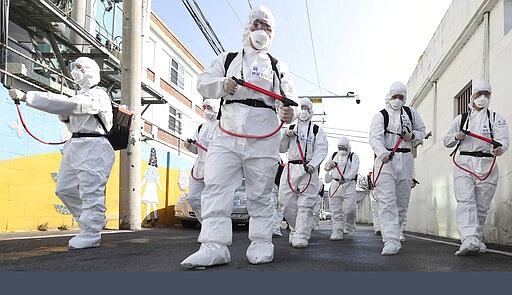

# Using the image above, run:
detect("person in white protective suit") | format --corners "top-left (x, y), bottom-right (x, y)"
top-left (183, 99), bottom-right (218, 223)
top-left (271, 159), bottom-right (286, 237)
top-left (9, 57), bottom-right (115, 249)
top-left (367, 172), bottom-right (382, 236)
top-left (278, 98), bottom-right (328, 248)
top-left (324, 137), bottom-right (360, 240)
top-left (369, 81), bottom-right (426, 255)
top-left (443, 80), bottom-right (509, 256)
top-left (310, 183), bottom-right (324, 231)
top-left (181, 6), bottom-right (297, 268)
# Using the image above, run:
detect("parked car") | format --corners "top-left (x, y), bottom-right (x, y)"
top-left (175, 179), bottom-right (249, 228)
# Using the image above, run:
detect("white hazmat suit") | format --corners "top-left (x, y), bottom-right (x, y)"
top-left (324, 137), bottom-right (360, 240)
top-left (9, 57), bottom-right (115, 249)
top-left (181, 6), bottom-right (298, 268)
top-left (369, 81), bottom-right (426, 255)
top-left (278, 98), bottom-right (328, 248)
top-left (443, 80), bottom-right (508, 255)
top-left (184, 99), bottom-right (218, 223)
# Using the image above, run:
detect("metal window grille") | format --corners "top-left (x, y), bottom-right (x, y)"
top-left (454, 82), bottom-right (472, 117)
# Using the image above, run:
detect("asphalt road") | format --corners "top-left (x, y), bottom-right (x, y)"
top-left (1, 221), bottom-right (512, 272)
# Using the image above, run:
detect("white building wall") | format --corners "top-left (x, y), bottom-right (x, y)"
top-left (407, 0), bottom-right (512, 245)
top-left (141, 11), bottom-right (206, 144)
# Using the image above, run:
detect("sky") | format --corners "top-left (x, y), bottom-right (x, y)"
top-left (151, 0), bottom-right (453, 176)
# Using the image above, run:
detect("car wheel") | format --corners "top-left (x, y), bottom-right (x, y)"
top-left (181, 220), bottom-right (199, 229)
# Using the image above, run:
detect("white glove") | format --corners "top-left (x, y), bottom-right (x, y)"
top-left (381, 154), bottom-right (391, 164)
top-left (324, 160), bottom-right (336, 171)
top-left (223, 77), bottom-right (238, 95)
top-left (305, 164), bottom-right (315, 175)
top-left (285, 129), bottom-right (297, 138)
top-left (183, 141), bottom-right (192, 150)
top-left (324, 173), bottom-right (333, 183)
top-left (491, 146), bottom-right (504, 156)
top-left (279, 106), bottom-right (294, 123)
top-left (9, 89), bottom-right (26, 102)
top-left (402, 131), bottom-right (414, 142)
top-left (455, 131), bottom-right (466, 141)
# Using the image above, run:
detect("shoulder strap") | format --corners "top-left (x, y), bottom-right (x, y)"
top-left (331, 151), bottom-right (338, 160)
top-left (487, 109), bottom-right (495, 140)
top-left (380, 109), bottom-right (389, 131)
top-left (267, 53), bottom-right (280, 79)
top-left (403, 106), bottom-right (413, 124)
top-left (349, 152), bottom-right (354, 162)
top-left (218, 52), bottom-right (238, 120)
top-left (224, 52), bottom-right (238, 76)
top-left (313, 124), bottom-right (319, 137)
top-left (460, 112), bottom-right (469, 131)
top-left (197, 123), bottom-right (203, 134)
top-left (94, 114), bottom-right (108, 133)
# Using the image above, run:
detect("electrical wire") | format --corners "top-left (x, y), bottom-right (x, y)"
top-left (324, 131), bottom-right (368, 140)
top-left (225, 0), bottom-right (243, 26)
top-left (290, 71), bottom-right (339, 96)
top-left (182, 0), bottom-right (224, 55)
top-left (322, 126), bottom-right (369, 134)
top-left (324, 134), bottom-right (369, 144)
top-left (304, 0), bottom-right (322, 95)
top-left (192, 0), bottom-right (225, 52)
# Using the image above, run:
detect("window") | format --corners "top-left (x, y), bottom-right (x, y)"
top-left (144, 38), bottom-right (156, 69)
top-left (170, 58), bottom-right (185, 90)
top-left (505, 0), bottom-right (512, 35)
top-left (168, 105), bottom-right (182, 134)
top-left (454, 82), bottom-right (472, 117)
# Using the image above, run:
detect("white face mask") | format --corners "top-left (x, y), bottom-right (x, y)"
top-left (203, 110), bottom-right (215, 121)
top-left (338, 147), bottom-right (348, 156)
top-left (249, 30), bottom-right (270, 50)
top-left (299, 110), bottom-right (311, 121)
top-left (71, 69), bottom-right (85, 84)
top-left (474, 95), bottom-right (489, 108)
top-left (389, 99), bottom-right (405, 110)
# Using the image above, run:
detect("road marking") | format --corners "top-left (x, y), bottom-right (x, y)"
top-left (0, 230), bottom-right (132, 241)
top-left (405, 233), bottom-right (512, 257)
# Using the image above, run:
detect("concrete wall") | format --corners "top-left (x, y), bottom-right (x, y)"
top-left (407, 0), bottom-right (512, 245)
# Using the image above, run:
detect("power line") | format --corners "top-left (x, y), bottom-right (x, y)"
top-left (324, 134), bottom-right (369, 144)
top-left (324, 131), bottom-right (369, 140)
top-left (322, 126), bottom-right (369, 134)
top-left (291, 71), bottom-right (338, 96)
top-left (304, 0), bottom-right (322, 95)
top-left (182, 0), bottom-right (224, 55)
top-left (225, 0), bottom-right (243, 26)
top-left (247, 0), bottom-right (252, 9)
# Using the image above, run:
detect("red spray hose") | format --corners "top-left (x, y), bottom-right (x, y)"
top-left (372, 137), bottom-right (403, 187)
top-left (217, 77), bottom-right (297, 139)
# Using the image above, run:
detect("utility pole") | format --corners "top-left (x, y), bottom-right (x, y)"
top-left (120, 0), bottom-right (142, 230)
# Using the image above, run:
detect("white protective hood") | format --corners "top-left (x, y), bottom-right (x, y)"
top-left (385, 81), bottom-right (407, 108)
top-left (73, 57), bottom-right (101, 88)
top-left (242, 5), bottom-right (275, 53)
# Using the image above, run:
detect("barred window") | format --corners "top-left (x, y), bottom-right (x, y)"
top-left (454, 82), bottom-right (472, 117)
top-left (170, 58), bottom-right (185, 90)
top-left (168, 106), bottom-right (182, 134)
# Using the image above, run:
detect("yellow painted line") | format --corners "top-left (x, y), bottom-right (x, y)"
top-left (404, 233), bottom-right (512, 257)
